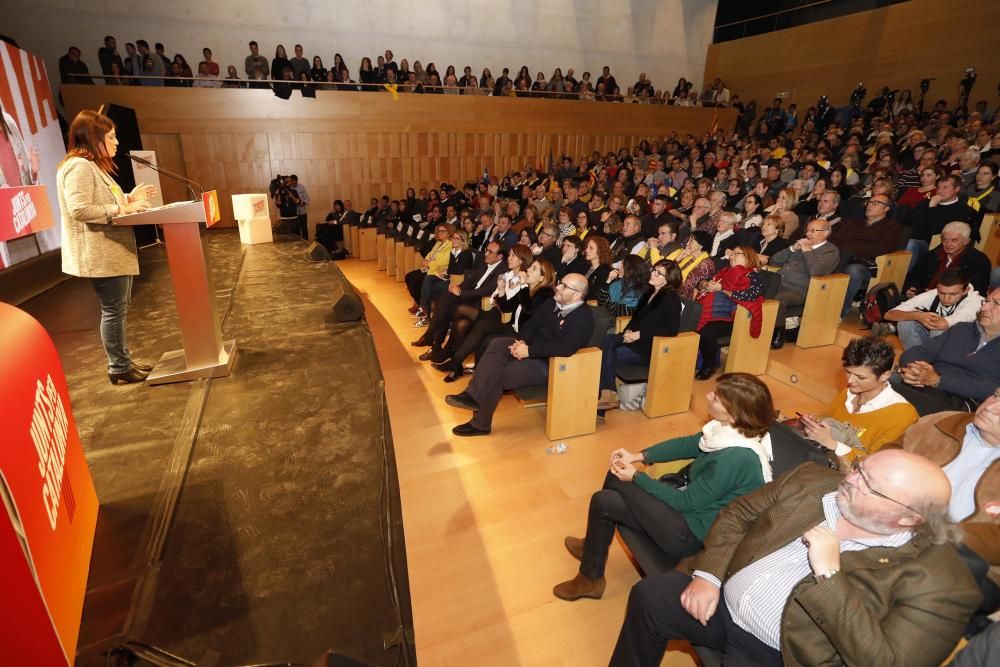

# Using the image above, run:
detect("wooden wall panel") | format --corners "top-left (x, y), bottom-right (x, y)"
top-left (705, 0), bottom-right (1000, 112)
top-left (65, 86), bottom-right (734, 227)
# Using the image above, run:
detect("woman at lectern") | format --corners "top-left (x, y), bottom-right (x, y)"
top-left (57, 110), bottom-right (159, 385)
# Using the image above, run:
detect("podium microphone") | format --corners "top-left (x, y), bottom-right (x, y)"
top-left (129, 154), bottom-right (203, 202)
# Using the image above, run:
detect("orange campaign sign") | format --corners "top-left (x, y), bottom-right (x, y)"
top-left (0, 184), bottom-right (55, 242)
top-left (202, 190), bottom-right (221, 227)
top-left (0, 303), bottom-right (99, 666)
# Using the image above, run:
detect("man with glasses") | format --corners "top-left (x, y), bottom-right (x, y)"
top-left (892, 286), bottom-right (1000, 415)
top-left (766, 219), bottom-right (839, 348)
top-left (532, 223), bottom-right (563, 267)
top-left (829, 193), bottom-right (904, 319)
top-left (412, 241), bottom-right (507, 360)
top-left (610, 449), bottom-right (979, 666)
top-left (890, 387), bottom-right (1000, 629)
top-left (445, 273), bottom-right (593, 436)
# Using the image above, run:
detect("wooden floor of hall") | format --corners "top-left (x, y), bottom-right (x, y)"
top-left (337, 257), bottom-right (875, 667)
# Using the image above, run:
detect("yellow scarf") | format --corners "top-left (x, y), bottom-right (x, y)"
top-left (667, 248), bottom-right (709, 279)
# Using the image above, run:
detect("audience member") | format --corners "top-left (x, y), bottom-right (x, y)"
top-left (556, 373), bottom-right (774, 601)
top-left (905, 221), bottom-right (992, 295)
top-left (665, 230), bottom-right (715, 299)
top-left (609, 449), bottom-right (979, 666)
top-left (892, 286), bottom-right (1000, 414)
top-left (444, 272), bottom-right (593, 436)
top-left (798, 336), bottom-right (918, 460)
top-left (885, 269), bottom-right (984, 349)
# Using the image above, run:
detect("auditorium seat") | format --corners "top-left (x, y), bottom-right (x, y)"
top-left (376, 231), bottom-right (386, 269)
top-left (868, 250), bottom-right (911, 291)
top-left (613, 299), bottom-right (702, 418)
top-left (721, 300), bottom-right (779, 375)
top-left (792, 274), bottom-right (850, 348)
top-left (385, 237), bottom-right (397, 274)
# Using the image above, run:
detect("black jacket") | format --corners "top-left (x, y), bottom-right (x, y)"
top-left (520, 299), bottom-right (595, 359)
top-left (556, 255), bottom-right (588, 279)
top-left (448, 249), bottom-right (476, 276)
top-left (586, 264), bottom-right (612, 299)
top-left (905, 245), bottom-right (993, 295)
top-left (495, 286), bottom-right (555, 331)
top-left (459, 261), bottom-right (508, 302)
top-left (537, 243), bottom-right (563, 269)
top-left (621, 289), bottom-right (682, 358)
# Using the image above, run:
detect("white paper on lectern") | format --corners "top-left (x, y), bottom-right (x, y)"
top-left (129, 150), bottom-right (165, 208)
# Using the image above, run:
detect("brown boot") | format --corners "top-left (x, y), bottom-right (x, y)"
top-left (553, 573), bottom-right (606, 601)
top-left (564, 536), bottom-right (584, 561)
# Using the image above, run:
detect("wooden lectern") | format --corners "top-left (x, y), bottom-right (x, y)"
top-left (113, 195), bottom-right (237, 385)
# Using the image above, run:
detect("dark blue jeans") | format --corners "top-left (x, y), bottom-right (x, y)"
top-left (600, 333), bottom-right (648, 391)
top-left (841, 263), bottom-right (872, 319)
top-left (91, 275), bottom-right (134, 373)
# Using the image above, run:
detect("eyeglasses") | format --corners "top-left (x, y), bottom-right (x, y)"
top-left (866, 200), bottom-right (889, 207)
top-left (556, 281), bottom-right (581, 293)
top-left (484, 248), bottom-right (499, 254)
top-left (849, 459), bottom-right (922, 517)
top-left (983, 298), bottom-right (1000, 307)
top-left (652, 270), bottom-right (669, 279)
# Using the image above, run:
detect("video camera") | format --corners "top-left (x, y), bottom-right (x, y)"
top-left (960, 66), bottom-right (977, 94)
top-left (849, 83), bottom-right (867, 108)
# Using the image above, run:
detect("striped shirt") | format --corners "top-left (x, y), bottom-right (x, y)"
top-left (693, 492), bottom-right (912, 650)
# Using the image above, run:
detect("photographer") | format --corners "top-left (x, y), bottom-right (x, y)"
top-left (272, 175), bottom-right (301, 236)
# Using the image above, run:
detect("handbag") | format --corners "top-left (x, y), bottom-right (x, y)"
top-left (617, 382), bottom-right (646, 411)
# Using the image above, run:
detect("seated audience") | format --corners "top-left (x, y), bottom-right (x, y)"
top-left (707, 211), bottom-right (740, 264)
top-left (885, 269), bottom-right (984, 349)
top-left (437, 257), bottom-right (556, 382)
top-left (694, 246), bottom-right (765, 380)
top-left (905, 221), bottom-right (992, 296)
top-left (412, 241), bottom-right (507, 360)
top-left (596, 260), bottom-right (683, 411)
top-left (645, 220), bottom-right (683, 263)
top-left (438, 245), bottom-right (534, 366)
top-left (405, 223), bottom-right (453, 322)
top-left (611, 214), bottom-right (648, 263)
top-left (755, 215), bottom-right (789, 261)
top-left (610, 448), bottom-right (980, 666)
top-left (891, 391), bottom-right (1000, 623)
top-left (892, 286), bottom-right (1000, 414)
top-left (556, 235), bottom-right (588, 278)
top-left (582, 235), bottom-right (613, 297)
top-left (444, 273), bottom-right (593, 436)
top-left (555, 373), bottom-right (775, 601)
top-left (531, 223), bottom-right (563, 267)
top-left (798, 336), bottom-right (918, 460)
top-left (830, 193), bottom-right (904, 319)
top-left (666, 230), bottom-right (715, 300)
top-left (596, 255), bottom-right (651, 317)
top-left (767, 219), bottom-right (839, 348)
top-left (902, 174), bottom-right (980, 272)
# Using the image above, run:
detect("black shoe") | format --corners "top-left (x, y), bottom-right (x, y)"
top-left (695, 366), bottom-right (717, 381)
top-left (108, 367), bottom-right (149, 385)
top-left (445, 392), bottom-right (480, 411)
top-left (452, 421), bottom-right (490, 437)
top-left (411, 336), bottom-right (431, 347)
top-left (443, 370), bottom-right (464, 383)
top-left (418, 349), bottom-right (436, 361)
top-left (430, 348), bottom-right (453, 364)
top-left (131, 360), bottom-right (153, 372)
top-left (770, 327), bottom-right (785, 350)
top-left (432, 360), bottom-right (455, 372)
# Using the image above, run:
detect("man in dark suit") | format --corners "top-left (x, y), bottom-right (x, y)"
top-left (533, 223), bottom-right (563, 267)
top-left (446, 273), bottom-right (594, 435)
top-left (413, 241), bottom-right (507, 359)
top-left (767, 219), bottom-right (840, 348)
top-left (610, 449), bottom-right (980, 666)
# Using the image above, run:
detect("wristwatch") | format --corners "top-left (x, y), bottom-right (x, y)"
top-left (813, 569), bottom-right (839, 583)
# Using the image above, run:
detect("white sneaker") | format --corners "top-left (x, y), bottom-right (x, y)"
top-left (413, 317), bottom-right (428, 327)
top-left (411, 308), bottom-right (426, 318)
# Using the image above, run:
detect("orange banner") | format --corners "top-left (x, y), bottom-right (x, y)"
top-left (0, 303), bottom-right (98, 665)
top-left (0, 185), bottom-right (54, 243)
top-left (202, 190), bottom-right (220, 227)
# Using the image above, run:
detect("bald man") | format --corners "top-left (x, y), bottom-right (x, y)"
top-left (446, 273), bottom-right (594, 436)
top-left (611, 450), bottom-right (981, 666)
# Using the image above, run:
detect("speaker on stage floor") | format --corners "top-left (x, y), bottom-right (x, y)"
top-left (331, 284), bottom-right (363, 321)
top-left (307, 241), bottom-right (331, 262)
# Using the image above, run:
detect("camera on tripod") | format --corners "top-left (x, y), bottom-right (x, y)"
top-left (849, 82), bottom-right (867, 108)
top-left (960, 66), bottom-right (977, 94)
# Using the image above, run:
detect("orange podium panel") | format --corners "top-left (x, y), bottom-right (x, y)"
top-left (0, 303), bottom-right (99, 666)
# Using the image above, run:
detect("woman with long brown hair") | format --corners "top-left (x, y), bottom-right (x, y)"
top-left (58, 110), bottom-right (158, 384)
top-left (436, 256), bottom-right (557, 382)
top-left (554, 373), bottom-right (774, 601)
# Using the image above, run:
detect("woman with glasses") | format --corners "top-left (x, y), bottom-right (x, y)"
top-left (694, 246), bottom-right (766, 381)
top-left (597, 260), bottom-right (683, 411)
top-left (554, 373), bottom-right (774, 601)
top-left (406, 223), bottom-right (454, 324)
top-left (797, 335), bottom-right (918, 461)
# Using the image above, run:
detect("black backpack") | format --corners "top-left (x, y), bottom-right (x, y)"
top-left (862, 282), bottom-right (902, 325)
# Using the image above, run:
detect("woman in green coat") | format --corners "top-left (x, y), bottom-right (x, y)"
top-left (554, 372), bottom-right (775, 601)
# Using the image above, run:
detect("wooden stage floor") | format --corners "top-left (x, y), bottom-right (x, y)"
top-left (337, 257), bottom-right (875, 667)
